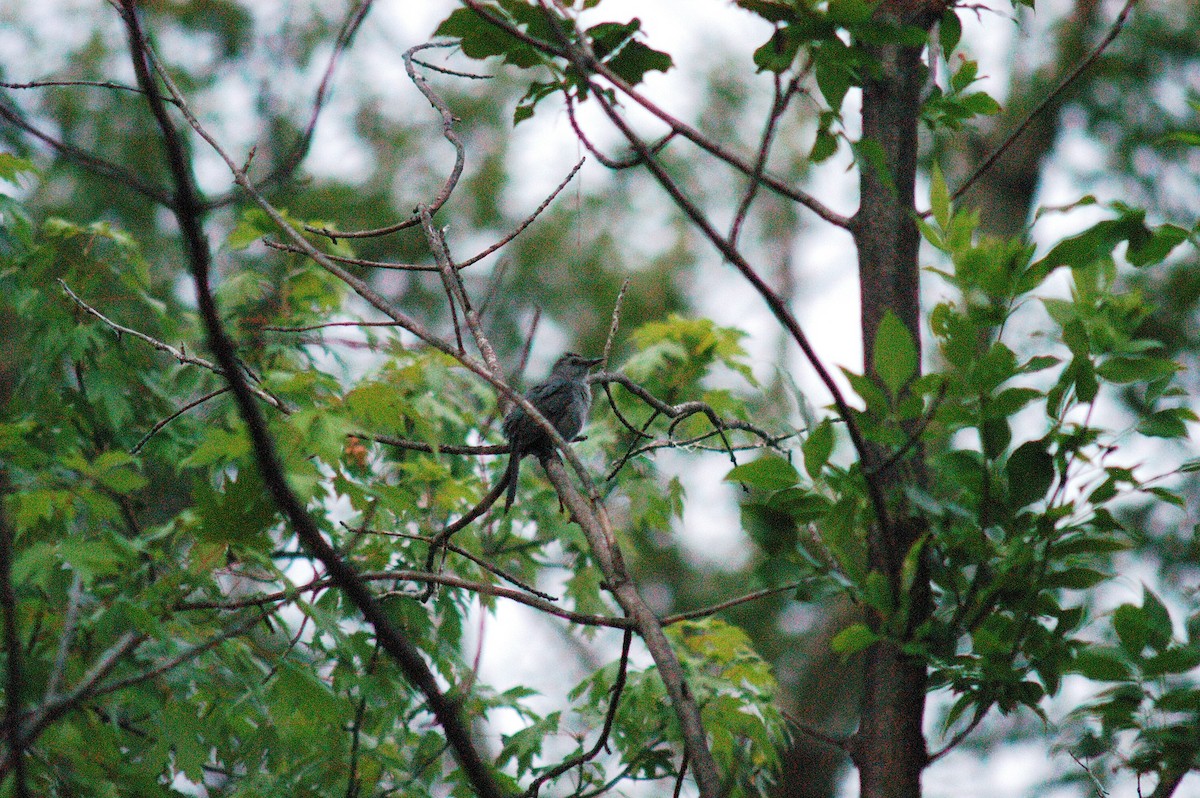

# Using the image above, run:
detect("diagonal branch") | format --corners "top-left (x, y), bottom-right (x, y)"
top-left (951, 0), bottom-right (1139, 202)
top-left (458, 0), bottom-right (852, 230)
top-left (114, 5), bottom-right (506, 795)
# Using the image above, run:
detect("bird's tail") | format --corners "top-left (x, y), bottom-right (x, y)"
top-left (503, 452), bottom-right (520, 512)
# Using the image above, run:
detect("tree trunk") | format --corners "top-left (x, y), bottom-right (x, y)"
top-left (850, 4), bottom-right (944, 796)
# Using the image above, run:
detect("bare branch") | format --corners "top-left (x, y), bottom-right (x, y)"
top-left (457, 158), bottom-right (585, 269)
top-left (0, 97), bottom-right (174, 206)
top-left (1, 78), bottom-right (178, 103)
top-left (525, 629), bottom-right (634, 798)
top-left (951, 0), bottom-right (1139, 202)
top-left (460, 0), bottom-right (852, 230)
top-left (59, 279), bottom-right (288, 412)
top-left (264, 239), bottom-right (439, 271)
top-left (303, 41), bottom-right (468, 242)
top-left (131, 386), bottom-right (230, 454)
top-left (579, 79), bottom-right (891, 535)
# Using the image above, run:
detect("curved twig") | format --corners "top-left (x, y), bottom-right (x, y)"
top-left (59, 279), bottom-right (288, 412)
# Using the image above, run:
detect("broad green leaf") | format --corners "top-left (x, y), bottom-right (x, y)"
top-left (1042, 567), bottom-right (1109, 590)
top-left (939, 8), bottom-right (962, 54)
top-left (1096, 356), bottom-right (1180, 384)
top-left (725, 455), bottom-right (800, 491)
top-left (831, 622), bottom-right (878, 654)
top-left (1144, 648), bottom-right (1200, 678)
top-left (1113, 603), bottom-right (1149, 655)
top-left (1138, 407), bottom-right (1196, 439)
top-left (802, 419), bottom-right (835, 478)
top-left (872, 310), bottom-right (918, 397)
top-left (1071, 647), bottom-right (1133, 682)
top-left (1006, 440), bottom-right (1054, 508)
top-left (930, 162), bottom-right (950, 229)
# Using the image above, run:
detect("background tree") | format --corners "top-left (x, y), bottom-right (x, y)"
top-left (1, 1), bottom-right (1198, 797)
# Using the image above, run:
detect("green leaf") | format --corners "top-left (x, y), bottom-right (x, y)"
top-left (768, 487), bottom-right (833, 523)
top-left (1006, 440), bottom-right (1054, 508)
top-left (929, 162), bottom-right (950, 229)
top-left (802, 420), bottom-right (835, 478)
top-left (741, 502), bottom-right (797, 555)
top-left (1141, 588), bottom-right (1174, 652)
top-left (1019, 355), bottom-right (1060, 374)
top-left (0, 153), bottom-right (37, 183)
top-left (810, 128), bottom-right (839, 162)
top-left (1138, 407), bottom-right (1195, 439)
top-left (753, 25), bottom-right (801, 73)
top-left (725, 455), bottom-right (800, 491)
top-left (950, 59), bottom-right (977, 93)
top-left (872, 310), bottom-right (918, 397)
top-left (435, 7), bottom-right (543, 68)
top-left (1127, 223), bottom-right (1188, 267)
top-left (939, 9), bottom-right (962, 54)
top-left (1096, 356), bottom-right (1180, 384)
top-left (1042, 567), bottom-right (1109, 590)
top-left (735, 0), bottom-right (799, 23)
top-left (1062, 320), bottom-right (1089, 356)
top-left (1144, 647), bottom-right (1200, 678)
top-left (593, 20), bottom-right (673, 86)
top-left (986, 387), bottom-right (1043, 419)
top-left (959, 92), bottom-right (1000, 116)
top-left (980, 417), bottom-right (1011, 460)
top-left (1114, 603), bottom-right (1149, 655)
top-left (814, 45), bottom-right (852, 112)
top-left (1072, 647), bottom-right (1133, 682)
top-left (831, 622), bottom-right (878, 654)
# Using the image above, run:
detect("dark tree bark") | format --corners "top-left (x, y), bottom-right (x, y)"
top-left (849, 3), bottom-right (948, 797)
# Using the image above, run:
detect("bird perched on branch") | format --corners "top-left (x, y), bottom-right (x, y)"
top-left (502, 352), bottom-right (602, 511)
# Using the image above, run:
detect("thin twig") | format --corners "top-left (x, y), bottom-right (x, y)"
top-left (58, 279), bottom-right (287, 412)
top-left (131, 386), bottom-right (229, 453)
top-left (349, 524), bottom-right (556, 601)
top-left (661, 582), bottom-right (804, 625)
top-left (264, 239), bottom-right (437, 270)
top-left (951, 0), bottom-right (1139, 202)
top-left (780, 709), bottom-right (850, 752)
top-left (1, 78), bottom-right (178, 103)
top-left (525, 629), bottom-right (634, 797)
top-left (602, 278), bottom-right (630, 367)
top-left (565, 92), bottom-right (675, 169)
top-left (730, 68), bottom-right (806, 247)
top-left (304, 41), bottom-right (468, 242)
top-left (457, 158), bottom-right (586, 269)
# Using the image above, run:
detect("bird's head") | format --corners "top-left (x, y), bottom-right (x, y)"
top-left (551, 351), bottom-right (603, 379)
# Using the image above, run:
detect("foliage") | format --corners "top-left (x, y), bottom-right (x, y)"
top-left (2, 1), bottom-right (1199, 797)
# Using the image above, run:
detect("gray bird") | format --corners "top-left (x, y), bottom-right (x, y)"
top-left (502, 352), bottom-right (603, 511)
